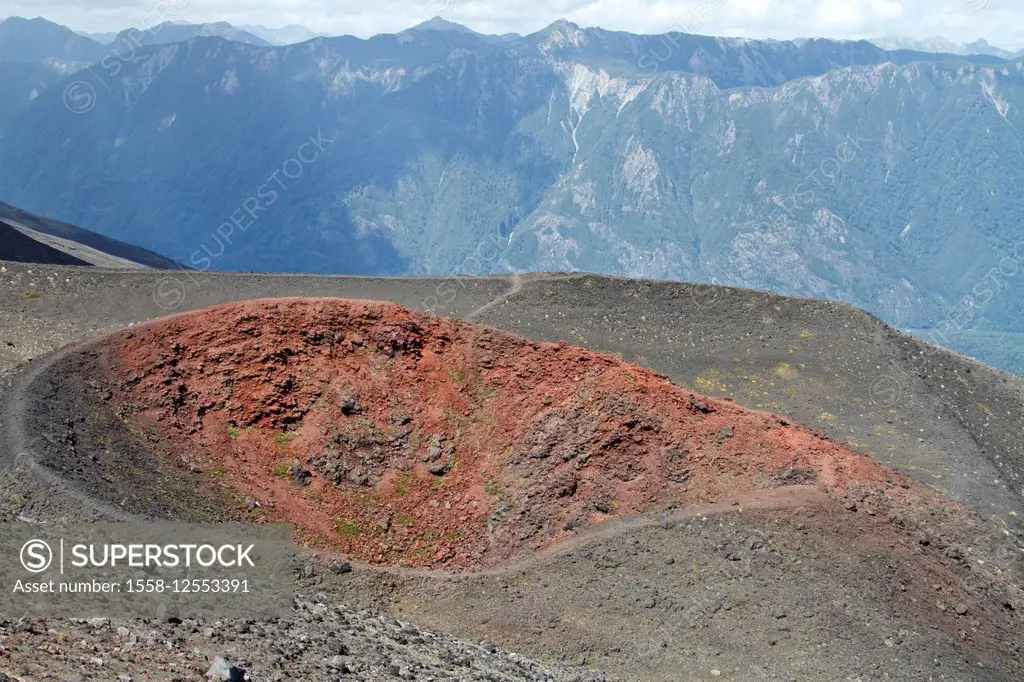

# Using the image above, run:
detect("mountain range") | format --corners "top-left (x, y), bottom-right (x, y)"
top-left (238, 23), bottom-right (323, 46)
top-left (79, 21), bottom-right (279, 47)
top-left (870, 35), bottom-right (1024, 60)
top-left (0, 16), bottom-right (1021, 372)
top-left (0, 16), bottom-right (107, 62)
top-left (113, 21), bottom-right (270, 48)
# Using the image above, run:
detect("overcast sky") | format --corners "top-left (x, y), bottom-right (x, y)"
top-left (6, 0), bottom-right (1022, 48)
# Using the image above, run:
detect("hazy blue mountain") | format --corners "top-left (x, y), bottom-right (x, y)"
top-left (870, 35), bottom-right (963, 54)
top-left (0, 17), bottom-right (106, 62)
top-left (962, 39), bottom-right (1017, 59)
top-left (239, 24), bottom-right (323, 45)
top-left (0, 21), bottom-right (1021, 370)
top-left (407, 17), bottom-right (521, 44)
top-left (113, 21), bottom-right (271, 48)
top-left (0, 58), bottom-right (83, 134)
top-left (871, 36), bottom-right (1023, 60)
top-left (78, 31), bottom-right (117, 45)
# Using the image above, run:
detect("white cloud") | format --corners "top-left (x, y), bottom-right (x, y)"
top-left (5, 0), bottom-right (1021, 50)
top-left (812, 1), bottom-right (865, 31)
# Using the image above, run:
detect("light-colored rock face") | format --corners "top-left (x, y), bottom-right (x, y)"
top-left (512, 54), bottom-right (1023, 333)
top-left (980, 68), bottom-right (1012, 120)
top-left (121, 43), bottom-right (180, 107)
top-left (539, 20), bottom-right (589, 53)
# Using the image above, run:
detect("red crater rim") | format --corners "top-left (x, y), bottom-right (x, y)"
top-left (101, 298), bottom-right (934, 569)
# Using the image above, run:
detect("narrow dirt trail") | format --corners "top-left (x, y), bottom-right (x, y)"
top-left (352, 485), bottom-right (831, 581)
top-left (465, 273), bottom-right (523, 320)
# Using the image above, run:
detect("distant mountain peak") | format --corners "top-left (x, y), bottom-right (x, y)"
top-left (410, 17), bottom-right (477, 34)
top-left (401, 16), bottom-right (521, 44)
top-left (966, 38), bottom-right (994, 47)
top-left (869, 34), bottom-right (1016, 58)
top-left (5, 16), bottom-right (52, 25)
top-left (238, 23), bottom-right (321, 45)
top-left (114, 20), bottom-right (270, 47)
top-left (0, 15), bottom-right (106, 62)
top-left (544, 18), bottom-right (581, 32)
top-left (534, 18), bottom-right (587, 50)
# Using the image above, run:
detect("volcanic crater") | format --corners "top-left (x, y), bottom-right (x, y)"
top-left (66, 298), bottom-right (945, 569)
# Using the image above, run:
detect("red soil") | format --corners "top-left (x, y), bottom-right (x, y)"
top-left (104, 298), bottom-right (934, 569)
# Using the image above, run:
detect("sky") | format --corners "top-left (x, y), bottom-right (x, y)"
top-left (5, 0), bottom-right (1022, 49)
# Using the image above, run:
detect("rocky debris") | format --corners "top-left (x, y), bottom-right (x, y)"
top-left (299, 328), bottom-right (344, 347)
top-left (774, 467), bottom-right (818, 486)
top-left (427, 458), bottom-right (452, 476)
top-left (368, 321), bottom-right (425, 358)
top-left (512, 406), bottom-right (597, 467)
top-left (688, 396), bottom-right (713, 413)
top-left (424, 434), bottom-right (453, 463)
top-left (390, 412), bottom-right (413, 427)
top-left (308, 449), bottom-right (347, 486)
top-left (338, 390), bottom-right (360, 415)
top-left (308, 449), bottom-right (373, 488)
top-left (328, 560), bottom-right (353, 575)
top-left (423, 436), bottom-right (455, 476)
top-left (553, 471), bottom-right (579, 498)
top-left (291, 465), bottom-right (312, 486)
top-left (0, 602), bottom-right (608, 681)
top-left (205, 656), bottom-right (245, 681)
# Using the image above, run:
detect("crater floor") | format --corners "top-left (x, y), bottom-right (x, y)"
top-left (98, 298), bottom-right (946, 569)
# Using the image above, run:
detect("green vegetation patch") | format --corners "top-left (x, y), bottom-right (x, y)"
top-left (333, 517), bottom-right (361, 537)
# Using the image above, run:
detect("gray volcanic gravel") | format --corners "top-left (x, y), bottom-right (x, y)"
top-left (0, 601), bottom-right (607, 681)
